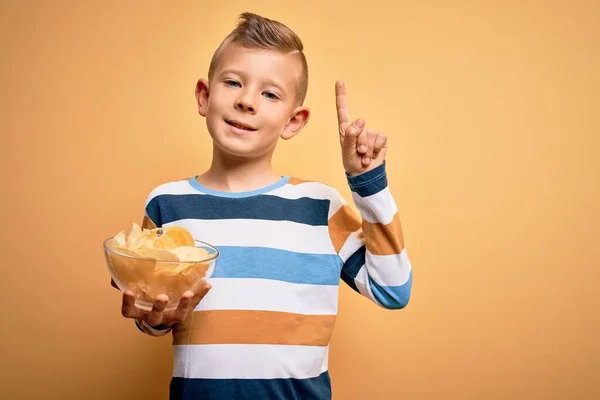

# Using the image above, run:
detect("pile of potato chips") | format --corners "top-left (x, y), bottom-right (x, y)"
top-left (111, 223), bottom-right (210, 273)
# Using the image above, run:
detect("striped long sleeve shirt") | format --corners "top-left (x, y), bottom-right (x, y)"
top-left (134, 163), bottom-right (413, 400)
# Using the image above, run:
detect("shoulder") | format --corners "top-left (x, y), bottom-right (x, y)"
top-left (145, 177), bottom-right (198, 206)
top-left (270, 176), bottom-right (348, 207)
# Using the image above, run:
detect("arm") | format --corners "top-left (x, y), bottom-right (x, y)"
top-left (332, 81), bottom-right (412, 309)
top-left (329, 163), bottom-right (412, 309)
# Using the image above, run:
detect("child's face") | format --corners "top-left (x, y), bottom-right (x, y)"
top-left (196, 43), bottom-right (309, 159)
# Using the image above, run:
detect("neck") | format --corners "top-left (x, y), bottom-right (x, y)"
top-left (196, 145), bottom-right (281, 193)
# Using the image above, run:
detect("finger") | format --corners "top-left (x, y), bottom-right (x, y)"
top-left (171, 291), bottom-right (194, 322)
top-left (356, 125), bottom-right (369, 156)
top-left (121, 290), bottom-right (142, 319)
top-left (342, 119), bottom-right (365, 149)
top-left (362, 130), bottom-right (377, 166)
top-left (371, 133), bottom-right (387, 160)
top-left (197, 282), bottom-right (212, 298)
top-left (356, 127), bottom-right (373, 155)
top-left (146, 294), bottom-right (168, 326)
top-left (335, 80), bottom-right (351, 129)
top-left (172, 284), bottom-right (212, 323)
top-left (190, 283), bottom-right (212, 308)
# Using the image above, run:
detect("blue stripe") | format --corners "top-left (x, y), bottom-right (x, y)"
top-left (340, 247), bottom-right (413, 309)
top-left (170, 372), bottom-right (331, 400)
top-left (145, 208), bottom-right (162, 228)
top-left (346, 162), bottom-right (387, 197)
top-left (340, 246), bottom-right (365, 293)
top-left (213, 246), bottom-right (342, 285)
top-left (146, 194), bottom-right (330, 226)
top-left (340, 271), bottom-right (359, 293)
top-left (370, 270), bottom-right (412, 309)
top-left (188, 176), bottom-right (290, 198)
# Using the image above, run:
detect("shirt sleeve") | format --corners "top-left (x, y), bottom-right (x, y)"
top-left (135, 319), bottom-right (175, 336)
top-left (328, 162), bottom-right (413, 309)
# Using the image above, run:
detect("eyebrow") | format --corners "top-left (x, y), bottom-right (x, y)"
top-left (218, 69), bottom-right (287, 93)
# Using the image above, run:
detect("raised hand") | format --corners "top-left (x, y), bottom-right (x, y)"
top-left (335, 80), bottom-right (387, 176)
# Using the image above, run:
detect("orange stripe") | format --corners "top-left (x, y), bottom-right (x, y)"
top-left (288, 177), bottom-right (309, 185)
top-left (363, 213), bottom-right (405, 255)
top-left (142, 215), bottom-right (157, 230)
top-left (172, 310), bottom-right (336, 346)
top-left (328, 205), bottom-right (362, 253)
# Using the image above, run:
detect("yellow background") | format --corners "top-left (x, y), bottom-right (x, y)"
top-left (1, 1), bottom-right (598, 399)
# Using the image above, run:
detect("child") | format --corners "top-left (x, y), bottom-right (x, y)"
top-left (117, 12), bottom-right (413, 400)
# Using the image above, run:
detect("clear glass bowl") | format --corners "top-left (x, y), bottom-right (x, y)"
top-left (103, 237), bottom-right (219, 312)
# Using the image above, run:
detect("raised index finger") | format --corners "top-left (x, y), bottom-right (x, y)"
top-left (335, 80), bottom-right (351, 127)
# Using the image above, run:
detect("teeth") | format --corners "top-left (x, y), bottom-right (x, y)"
top-left (229, 121), bottom-right (251, 130)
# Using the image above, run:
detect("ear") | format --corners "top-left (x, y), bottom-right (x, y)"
top-left (195, 79), bottom-right (210, 116)
top-left (281, 106), bottom-right (310, 140)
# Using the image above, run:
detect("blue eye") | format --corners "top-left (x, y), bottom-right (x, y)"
top-left (263, 92), bottom-right (278, 100)
top-left (225, 80), bottom-right (241, 87)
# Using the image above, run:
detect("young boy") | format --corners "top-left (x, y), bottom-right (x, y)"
top-left (117, 12), bottom-right (412, 400)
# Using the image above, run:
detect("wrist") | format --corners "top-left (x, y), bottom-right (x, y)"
top-left (346, 162), bottom-right (387, 195)
top-left (144, 320), bottom-right (176, 331)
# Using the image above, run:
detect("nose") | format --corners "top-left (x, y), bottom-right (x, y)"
top-left (235, 90), bottom-right (257, 114)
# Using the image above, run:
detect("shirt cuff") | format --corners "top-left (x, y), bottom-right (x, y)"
top-left (346, 162), bottom-right (388, 197)
top-left (136, 319), bottom-right (175, 334)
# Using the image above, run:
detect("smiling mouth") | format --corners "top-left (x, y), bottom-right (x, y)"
top-left (226, 120), bottom-right (257, 131)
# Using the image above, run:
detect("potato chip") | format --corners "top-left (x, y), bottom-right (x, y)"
top-left (136, 247), bottom-right (179, 261)
top-left (111, 222), bottom-right (209, 264)
top-left (160, 226), bottom-right (195, 247)
top-left (127, 222), bottom-right (142, 247)
top-left (114, 231), bottom-right (127, 248)
top-left (168, 246), bottom-right (209, 262)
top-left (154, 234), bottom-right (177, 250)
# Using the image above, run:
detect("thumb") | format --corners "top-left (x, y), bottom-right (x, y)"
top-left (342, 119), bottom-right (365, 149)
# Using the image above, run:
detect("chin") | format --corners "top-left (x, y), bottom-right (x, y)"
top-left (213, 137), bottom-right (271, 159)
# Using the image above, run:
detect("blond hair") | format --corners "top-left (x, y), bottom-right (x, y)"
top-left (208, 12), bottom-right (308, 105)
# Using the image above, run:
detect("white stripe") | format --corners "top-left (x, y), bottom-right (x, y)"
top-left (173, 344), bottom-right (329, 379)
top-left (174, 218), bottom-right (337, 255)
top-left (328, 196), bottom-right (348, 219)
top-left (146, 180), bottom-right (200, 204)
top-left (365, 248), bottom-right (412, 287)
top-left (270, 181), bottom-right (347, 219)
top-left (321, 345), bottom-right (329, 372)
top-left (351, 186), bottom-right (398, 224)
top-left (196, 278), bottom-right (339, 315)
top-left (338, 231), bottom-right (364, 262)
top-left (354, 265), bottom-right (382, 306)
top-left (270, 181), bottom-right (337, 201)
